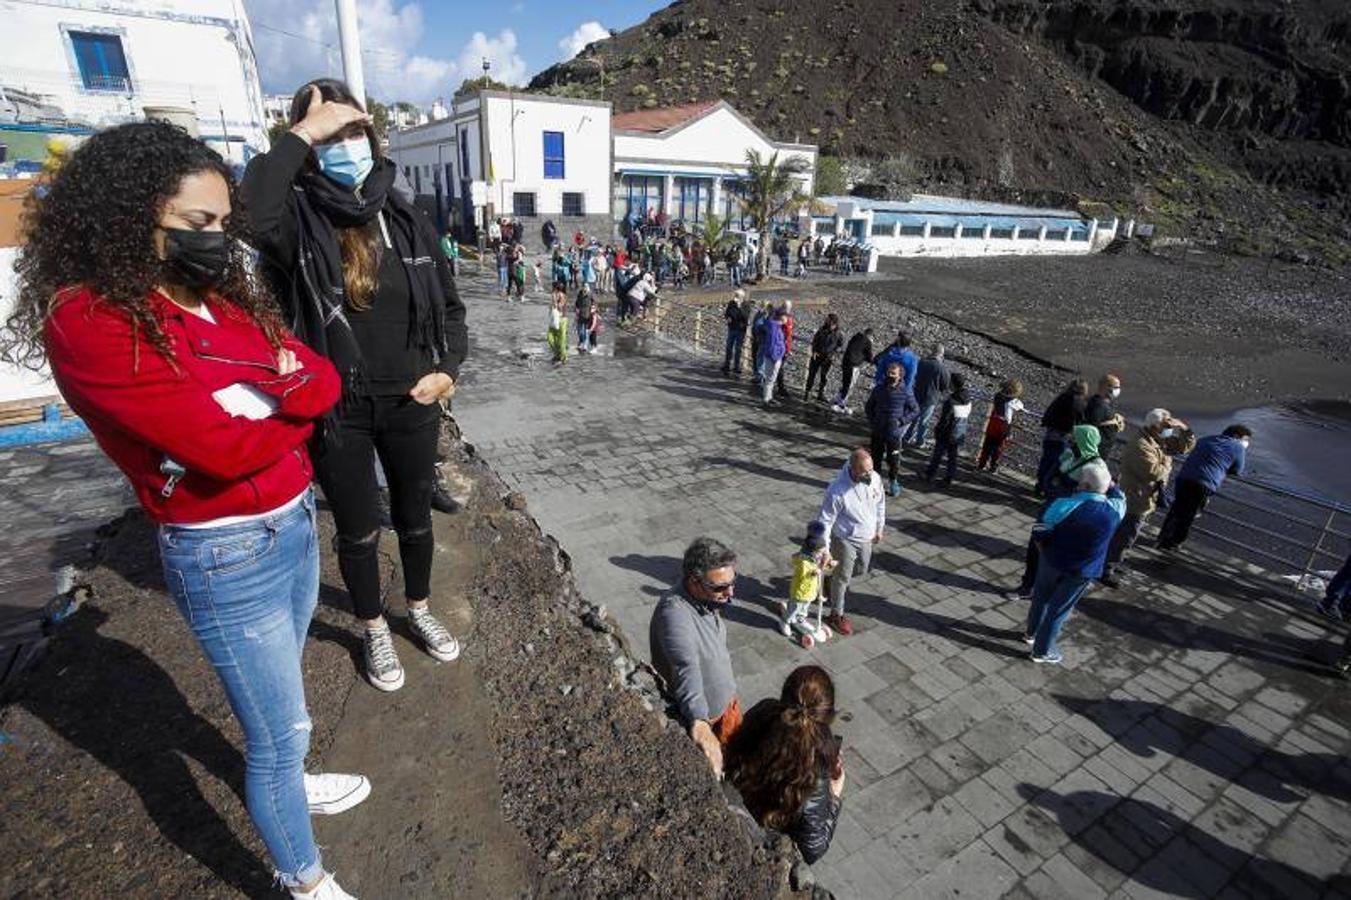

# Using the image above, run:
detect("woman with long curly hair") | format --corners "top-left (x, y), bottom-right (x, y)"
top-left (2, 121), bottom-right (364, 899)
top-left (241, 79), bottom-right (467, 692)
top-left (724, 665), bottom-right (846, 863)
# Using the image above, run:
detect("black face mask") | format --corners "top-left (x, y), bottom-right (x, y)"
top-left (161, 227), bottom-right (229, 289)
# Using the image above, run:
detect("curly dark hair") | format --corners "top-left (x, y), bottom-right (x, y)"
top-left (2, 121), bottom-right (283, 370)
top-left (725, 665), bottom-right (840, 831)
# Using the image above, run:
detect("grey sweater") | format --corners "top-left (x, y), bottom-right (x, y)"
top-left (649, 592), bottom-right (737, 725)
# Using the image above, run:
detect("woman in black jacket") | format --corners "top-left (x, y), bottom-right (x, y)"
top-left (803, 313), bottom-right (844, 402)
top-left (241, 79), bottom-right (468, 693)
top-left (725, 666), bottom-right (845, 864)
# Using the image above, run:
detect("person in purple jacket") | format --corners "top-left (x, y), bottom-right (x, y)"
top-left (759, 307), bottom-right (788, 406)
top-left (1024, 465), bottom-right (1125, 664)
top-left (1156, 424), bottom-right (1252, 551)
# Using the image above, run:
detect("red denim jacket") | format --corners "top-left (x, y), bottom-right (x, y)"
top-left (45, 287), bottom-right (340, 524)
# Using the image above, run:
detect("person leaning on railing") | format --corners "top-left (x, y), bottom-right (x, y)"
top-left (1099, 409), bottom-right (1196, 588)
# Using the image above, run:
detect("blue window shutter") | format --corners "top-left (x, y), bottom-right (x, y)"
top-left (71, 32), bottom-right (130, 91)
top-left (543, 131), bottom-right (564, 179)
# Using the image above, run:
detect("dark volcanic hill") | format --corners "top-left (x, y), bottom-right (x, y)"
top-left (529, 0), bottom-right (1351, 261)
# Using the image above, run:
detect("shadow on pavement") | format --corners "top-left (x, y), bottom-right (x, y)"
top-left (847, 589), bottom-right (1028, 660)
top-left (1076, 594), bottom-right (1332, 678)
top-left (1021, 784), bottom-right (1351, 898)
top-left (1053, 694), bottom-right (1351, 805)
top-left (701, 456), bottom-right (829, 490)
top-left (14, 606), bottom-right (271, 895)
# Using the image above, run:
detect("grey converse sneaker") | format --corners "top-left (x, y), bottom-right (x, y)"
top-left (362, 625), bottom-right (405, 692)
top-left (407, 605), bottom-right (461, 662)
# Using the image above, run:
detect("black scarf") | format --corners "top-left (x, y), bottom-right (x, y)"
top-left (288, 159), bottom-right (446, 397)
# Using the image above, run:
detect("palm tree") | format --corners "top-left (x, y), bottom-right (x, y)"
top-left (735, 149), bottom-right (814, 279)
top-left (695, 213), bottom-right (729, 254)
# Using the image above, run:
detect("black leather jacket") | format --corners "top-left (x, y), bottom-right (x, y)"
top-left (792, 773), bottom-right (842, 864)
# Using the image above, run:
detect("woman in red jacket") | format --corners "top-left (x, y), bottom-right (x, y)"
top-left (5, 122), bottom-right (361, 900)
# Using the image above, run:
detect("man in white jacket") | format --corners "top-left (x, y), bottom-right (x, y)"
top-left (816, 447), bottom-right (887, 636)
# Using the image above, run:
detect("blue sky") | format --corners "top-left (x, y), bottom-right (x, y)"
top-left (245, 0), bottom-right (667, 104)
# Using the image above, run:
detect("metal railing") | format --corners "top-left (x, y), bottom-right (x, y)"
top-left (636, 292), bottom-right (1350, 592)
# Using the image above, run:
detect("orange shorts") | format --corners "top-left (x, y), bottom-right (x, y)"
top-left (710, 696), bottom-right (743, 745)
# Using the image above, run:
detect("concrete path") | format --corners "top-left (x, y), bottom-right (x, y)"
top-left (452, 271), bottom-right (1351, 900)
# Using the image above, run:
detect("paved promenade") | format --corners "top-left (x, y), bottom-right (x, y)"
top-left (452, 272), bottom-right (1351, 900)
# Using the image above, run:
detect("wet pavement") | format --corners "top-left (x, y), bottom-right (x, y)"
top-left (453, 271), bottom-right (1351, 900)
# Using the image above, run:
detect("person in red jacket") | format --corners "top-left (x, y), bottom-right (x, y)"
top-left (3, 123), bottom-right (362, 899)
top-left (242, 79), bottom-right (468, 694)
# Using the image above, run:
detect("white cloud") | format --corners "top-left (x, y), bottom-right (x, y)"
top-left (558, 21), bottom-right (609, 61)
top-left (455, 30), bottom-right (528, 86)
top-left (244, 0), bottom-right (527, 103)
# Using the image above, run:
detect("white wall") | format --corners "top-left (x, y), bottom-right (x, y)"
top-left (0, 246), bottom-right (59, 404)
top-left (481, 93), bottom-right (611, 217)
top-left (1, 0), bottom-right (269, 163)
top-left (386, 119), bottom-right (455, 197)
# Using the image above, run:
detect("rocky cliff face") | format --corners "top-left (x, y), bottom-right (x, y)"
top-left (982, 1), bottom-right (1349, 145)
top-left (529, 0), bottom-right (1351, 260)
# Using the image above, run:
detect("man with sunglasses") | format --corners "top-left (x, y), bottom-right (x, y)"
top-left (650, 537), bottom-right (742, 776)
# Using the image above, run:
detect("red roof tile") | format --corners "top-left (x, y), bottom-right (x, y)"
top-left (612, 101), bottom-right (719, 133)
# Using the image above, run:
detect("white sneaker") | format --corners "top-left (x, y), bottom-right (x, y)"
top-left (290, 872), bottom-right (357, 899)
top-left (407, 605), bottom-right (461, 662)
top-left (363, 626), bottom-right (405, 692)
top-left (779, 621), bottom-right (793, 638)
top-left (304, 772), bottom-right (371, 816)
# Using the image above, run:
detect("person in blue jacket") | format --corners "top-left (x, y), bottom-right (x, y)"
top-left (1156, 424), bottom-right (1251, 551)
top-left (1025, 465), bottom-right (1125, 663)
top-left (864, 361), bottom-right (920, 496)
top-left (872, 330), bottom-right (918, 390)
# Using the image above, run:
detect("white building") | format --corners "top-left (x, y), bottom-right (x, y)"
top-left (1, 0), bottom-right (270, 165)
top-left (812, 195), bottom-right (1119, 260)
top-left (387, 90), bottom-right (612, 243)
top-left (263, 92), bottom-right (292, 127)
top-left (612, 100), bottom-right (817, 231)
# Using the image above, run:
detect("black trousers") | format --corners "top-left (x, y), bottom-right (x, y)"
top-left (1158, 478), bottom-right (1209, 549)
top-left (870, 432), bottom-right (900, 482)
top-left (313, 394), bottom-right (441, 621)
top-left (805, 355), bottom-right (833, 397)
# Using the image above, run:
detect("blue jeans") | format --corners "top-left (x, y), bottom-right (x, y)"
top-left (157, 491), bottom-right (323, 887)
top-left (723, 329), bottom-right (745, 372)
top-left (1026, 557), bottom-right (1091, 658)
top-left (497, 265), bottom-right (509, 292)
top-left (925, 435), bottom-right (964, 481)
top-left (1035, 431), bottom-right (1068, 493)
top-left (729, 264), bottom-right (742, 287)
top-left (904, 402), bottom-right (937, 445)
top-left (577, 321), bottom-right (590, 349)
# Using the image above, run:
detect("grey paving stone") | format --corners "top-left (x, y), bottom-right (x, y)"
top-left (895, 837), bottom-right (1020, 900)
top-left (849, 769), bottom-right (934, 838)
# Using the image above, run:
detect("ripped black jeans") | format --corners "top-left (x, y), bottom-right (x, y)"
top-left (313, 394), bottom-right (441, 621)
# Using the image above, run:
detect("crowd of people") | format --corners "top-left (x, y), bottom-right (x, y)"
top-left (6, 72), bottom-right (1346, 893)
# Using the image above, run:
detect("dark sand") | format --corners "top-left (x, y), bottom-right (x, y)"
top-left (868, 252), bottom-right (1351, 416)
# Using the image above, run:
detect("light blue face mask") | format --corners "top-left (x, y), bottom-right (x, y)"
top-left (315, 137), bottom-right (373, 186)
